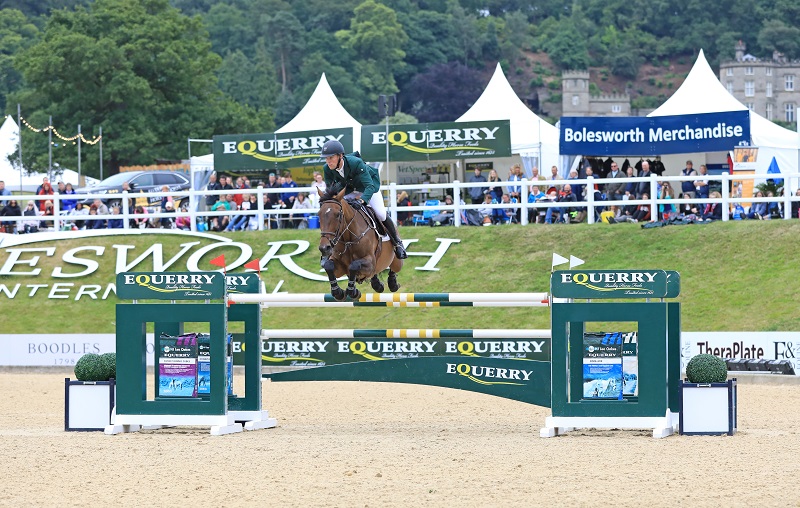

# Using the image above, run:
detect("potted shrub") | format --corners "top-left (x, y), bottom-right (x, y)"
top-left (679, 354), bottom-right (737, 435)
top-left (65, 353), bottom-right (116, 431)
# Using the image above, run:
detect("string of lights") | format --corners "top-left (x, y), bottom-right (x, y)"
top-left (20, 116), bottom-right (102, 146)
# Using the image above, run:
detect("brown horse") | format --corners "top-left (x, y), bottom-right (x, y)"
top-left (317, 187), bottom-right (402, 301)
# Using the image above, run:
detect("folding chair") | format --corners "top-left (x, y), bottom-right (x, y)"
top-left (412, 199), bottom-right (441, 226)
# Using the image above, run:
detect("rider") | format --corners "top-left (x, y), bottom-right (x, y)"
top-left (321, 139), bottom-right (407, 259)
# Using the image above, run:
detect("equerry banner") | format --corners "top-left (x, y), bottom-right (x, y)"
top-left (559, 111), bottom-right (750, 155)
top-left (213, 128), bottom-right (354, 171)
top-left (360, 120), bottom-right (511, 162)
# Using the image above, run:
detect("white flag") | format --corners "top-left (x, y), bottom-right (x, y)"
top-left (552, 253), bottom-right (569, 268)
top-left (569, 255), bottom-right (585, 269)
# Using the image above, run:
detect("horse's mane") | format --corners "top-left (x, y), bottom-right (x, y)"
top-left (321, 182), bottom-right (345, 201)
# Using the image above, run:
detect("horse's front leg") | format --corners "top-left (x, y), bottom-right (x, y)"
top-left (345, 258), bottom-right (369, 300)
top-left (321, 257), bottom-right (345, 301)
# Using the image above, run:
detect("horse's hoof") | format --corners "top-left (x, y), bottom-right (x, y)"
top-left (371, 279), bottom-right (385, 293)
top-left (388, 279), bottom-right (400, 293)
top-left (346, 287), bottom-right (361, 300)
top-left (332, 288), bottom-right (346, 301)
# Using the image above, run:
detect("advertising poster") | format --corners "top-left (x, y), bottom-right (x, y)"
top-left (583, 332), bottom-right (623, 400)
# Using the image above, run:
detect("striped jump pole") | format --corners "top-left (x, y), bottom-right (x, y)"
top-left (261, 329), bottom-right (552, 339)
top-left (229, 292), bottom-right (551, 307)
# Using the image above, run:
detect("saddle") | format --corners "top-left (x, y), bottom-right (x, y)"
top-left (359, 206), bottom-right (387, 237)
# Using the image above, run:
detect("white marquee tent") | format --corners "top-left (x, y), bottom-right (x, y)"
top-left (0, 115), bottom-right (97, 192)
top-left (276, 73), bottom-right (362, 152)
top-left (649, 49), bottom-right (799, 188)
top-left (457, 63), bottom-right (560, 177)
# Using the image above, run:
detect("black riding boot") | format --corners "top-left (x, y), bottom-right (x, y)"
top-left (383, 218), bottom-right (407, 259)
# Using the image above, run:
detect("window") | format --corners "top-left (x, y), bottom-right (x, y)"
top-left (726, 68), bottom-right (733, 76)
top-left (766, 103), bottom-right (773, 120)
top-left (785, 103), bottom-right (795, 123)
top-left (745, 81), bottom-right (754, 97)
top-left (726, 81), bottom-right (734, 94)
top-left (745, 66), bottom-right (753, 75)
top-left (786, 75), bottom-right (794, 91)
top-left (611, 105), bottom-right (621, 113)
top-left (745, 103), bottom-right (754, 111)
top-left (766, 67), bottom-right (772, 76)
top-left (766, 82), bottom-right (773, 97)
top-left (572, 95), bottom-right (579, 106)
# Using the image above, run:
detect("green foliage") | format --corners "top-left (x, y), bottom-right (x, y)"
top-left (686, 354), bottom-right (728, 383)
top-left (757, 20), bottom-right (800, 59)
top-left (0, 9), bottom-right (39, 113)
top-left (74, 353), bottom-right (107, 381)
top-left (588, 83), bottom-right (600, 96)
top-left (100, 352), bottom-right (116, 380)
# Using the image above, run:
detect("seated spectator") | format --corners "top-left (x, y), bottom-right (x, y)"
top-left (61, 183), bottom-right (78, 212)
top-left (658, 182), bottom-right (675, 221)
top-left (160, 201), bottom-right (176, 229)
top-left (159, 185), bottom-right (174, 212)
top-left (396, 191), bottom-right (412, 226)
top-left (21, 201), bottom-right (41, 233)
top-left (92, 198), bottom-right (109, 217)
top-left (108, 206), bottom-right (124, 229)
top-left (792, 189), bottom-right (800, 219)
top-left (430, 195), bottom-right (457, 226)
top-left (69, 201), bottom-right (89, 229)
top-left (42, 200), bottom-right (55, 229)
top-left (546, 185), bottom-right (577, 224)
top-left (747, 191), bottom-right (767, 219)
top-left (1, 199), bottom-right (21, 233)
top-left (500, 194), bottom-right (517, 224)
top-left (290, 192), bottom-right (313, 229)
top-left (527, 185), bottom-right (546, 223)
top-left (697, 191), bottom-right (722, 221)
top-left (131, 205), bottom-right (149, 229)
top-left (210, 194), bottom-right (233, 232)
top-left (175, 205), bottom-right (192, 231)
top-left (765, 191), bottom-right (782, 219)
top-left (478, 193), bottom-right (494, 225)
top-left (88, 205), bottom-right (107, 229)
top-left (227, 194), bottom-right (257, 232)
top-left (630, 193), bottom-right (652, 223)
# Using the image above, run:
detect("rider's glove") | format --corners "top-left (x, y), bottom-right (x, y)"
top-left (347, 198), bottom-right (364, 210)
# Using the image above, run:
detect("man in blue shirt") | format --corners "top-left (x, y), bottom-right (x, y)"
top-left (280, 172), bottom-right (299, 207)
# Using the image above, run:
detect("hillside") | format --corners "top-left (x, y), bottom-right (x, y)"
top-left (1, 220), bottom-right (798, 334)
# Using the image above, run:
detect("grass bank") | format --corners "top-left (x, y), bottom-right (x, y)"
top-left (0, 220), bottom-right (798, 333)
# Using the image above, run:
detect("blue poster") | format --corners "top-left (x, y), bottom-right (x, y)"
top-left (560, 111), bottom-right (750, 155)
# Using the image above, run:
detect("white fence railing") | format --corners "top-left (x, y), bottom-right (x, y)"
top-left (1, 172), bottom-right (798, 232)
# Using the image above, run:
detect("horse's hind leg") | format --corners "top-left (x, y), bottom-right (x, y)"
top-left (388, 271), bottom-right (400, 292)
top-left (370, 275), bottom-right (385, 293)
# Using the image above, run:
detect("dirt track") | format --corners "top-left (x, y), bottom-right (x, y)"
top-left (1, 370), bottom-right (799, 507)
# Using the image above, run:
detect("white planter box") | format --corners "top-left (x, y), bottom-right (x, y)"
top-left (679, 379), bottom-right (737, 436)
top-left (64, 378), bottom-right (116, 432)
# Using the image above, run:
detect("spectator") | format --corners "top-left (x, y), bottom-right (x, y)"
top-left (232, 177), bottom-right (247, 209)
top-left (567, 169), bottom-right (583, 206)
top-left (429, 195), bottom-right (457, 226)
top-left (499, 194), bottom-right (517, 224)
top-left (21, 201), bottom-right (40, 233)
top-left (623, 166), bottom-right (637, 197)
top-left (175, 205), bottom-right (192, 231)
top-left (548, 165), bottom-right (562, 193)
top-left (486, 169), bottom-right (503, 202)
top-left (210, 194), bottom-right (233, 231)
top-left (290, 192), bottom-right (313, 229)
top-left (132, 205), bottom-right (149, 229)
top-left (56, 181), bottom-right (66, 197)
top-left (765, 191), bottom-right (782, 219)
top-left (36, 178), bottom-right (54, 212)
top-left (478, 192), bottom-right (494, 225)
top-left (219, 175), bottom-right (234, 192)
top-left (698, 191), bottom-right (723, 221)
top-left (527, 185), bottom-right (546, 223)
top-left (0, 199), bottom-right (21, 233)
top-left (584, 166), bottom-right (604, 221)
top-left (747, 190), bottom-right (767, 219)
top-left (396, 191), bottom-right (413, 225)
top-left (92, 199), bottom-right (109, 217)
top-left (468, 167), bottom-right (487, 204)
top-left (226, 193), bottom-right (257, 232)
top-left (531, 166), bottom-right (546, 182)
top-left (605, 161), bottom-right (626, 201)
top-left (507, 164), bottom-right (522, 201)
top-left (160, 201), bottom-right (176, 228)
top-left (694, 164), bottom-right (710, 200)
top-left (658, 182), bottom-right (675, 220)
top-left (205, 172), bottom-right (221, 210)
top-left (310, 171), bottom-right (326, 207)
top-left (69, 202), bottom-right (89, 229)
top-left (546, 184), bottom-right (577, 224)
top-left (61, 183), bottom-right (78, 212)
top-left (42, 200), bottom-right (55, 229)
top-left (791, 189), bottom-right (800, 219)
top-left (0, 180), bottom-right (11, 205)
top-left (681, 160), bottom-right (697, 200)
top-left (630, 193), bottom-right (652, 223)
top-left (636, 161), bottom-right (652, 199)
top-left (281, 172), bottom-right (299, 207)
top-left (90, 205), bottom-right (108, 229)
top-left (108, 206), bottom-right (124, 229)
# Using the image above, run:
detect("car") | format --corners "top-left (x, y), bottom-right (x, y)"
top-left (77, 171), bottom-right (192, 209)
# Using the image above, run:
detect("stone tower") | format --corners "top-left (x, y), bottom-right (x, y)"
top-left (562, 70), bottom-right (591, 115)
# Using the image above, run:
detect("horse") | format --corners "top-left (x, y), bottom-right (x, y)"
top-left (317, 187), bottom-right (402, 301)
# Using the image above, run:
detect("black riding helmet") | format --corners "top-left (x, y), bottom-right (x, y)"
top-left (321, 139), bottom-right (345, 157)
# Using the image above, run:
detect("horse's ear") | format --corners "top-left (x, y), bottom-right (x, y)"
top-left (335, 188), bottom-right (346, 201)
top-left (317, 187), bottom-right (324, 198)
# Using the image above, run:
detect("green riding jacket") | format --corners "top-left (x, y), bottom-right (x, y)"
top-left (323, 153), bottom-right (381, 203)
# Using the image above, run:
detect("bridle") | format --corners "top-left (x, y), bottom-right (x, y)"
top-left (319, 198), bottom-right (371, 252)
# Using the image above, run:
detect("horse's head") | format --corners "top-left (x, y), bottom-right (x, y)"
top-left (318, 185), bottom-right (348, 260)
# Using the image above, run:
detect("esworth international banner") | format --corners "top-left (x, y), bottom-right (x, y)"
top-left (559, 111), bottom-right (750, 156)
top-left (361, 120), bottom-right (511, 162)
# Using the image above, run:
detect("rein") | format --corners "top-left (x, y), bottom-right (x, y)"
top-left (319, 199), bottom-right (371, 252)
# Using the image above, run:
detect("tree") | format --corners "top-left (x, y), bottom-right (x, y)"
top-left (757, 20), bottom-right (800, 59)
top-left (217, 39), bottom-right (279, 112)
top-left (263, 10), bottom-right (305, 92)
top-left (0, 9), bottom-right (38, 113)
top-left (13, 0), bottom-right (265, 175)
top-left (406, 61), bottom-right (485, 122)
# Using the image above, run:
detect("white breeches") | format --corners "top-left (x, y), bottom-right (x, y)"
top-left (368, 193), bottom-right (387, 221)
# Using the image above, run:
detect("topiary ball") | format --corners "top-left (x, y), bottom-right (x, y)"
top-left (74, 353), bottom-right (107, 382)
top-left (99, 352), bottom-right (116, 380)
top-left (686, 354), bottom-right (728, 383)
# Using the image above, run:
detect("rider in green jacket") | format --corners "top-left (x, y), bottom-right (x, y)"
top-left (321, 140), bottom-right (407, 259)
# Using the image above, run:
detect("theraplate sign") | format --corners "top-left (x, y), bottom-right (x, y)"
top-left (213, 128), bottom-right (353, 171)
top-left (551, 270), bottom-right (675, 299)
top-left (360, 120), bottom-right (511, 161)
top-left (0, 230), bottom-right (459, 301)
top-left (559, 110), bottom-right (750, 155)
